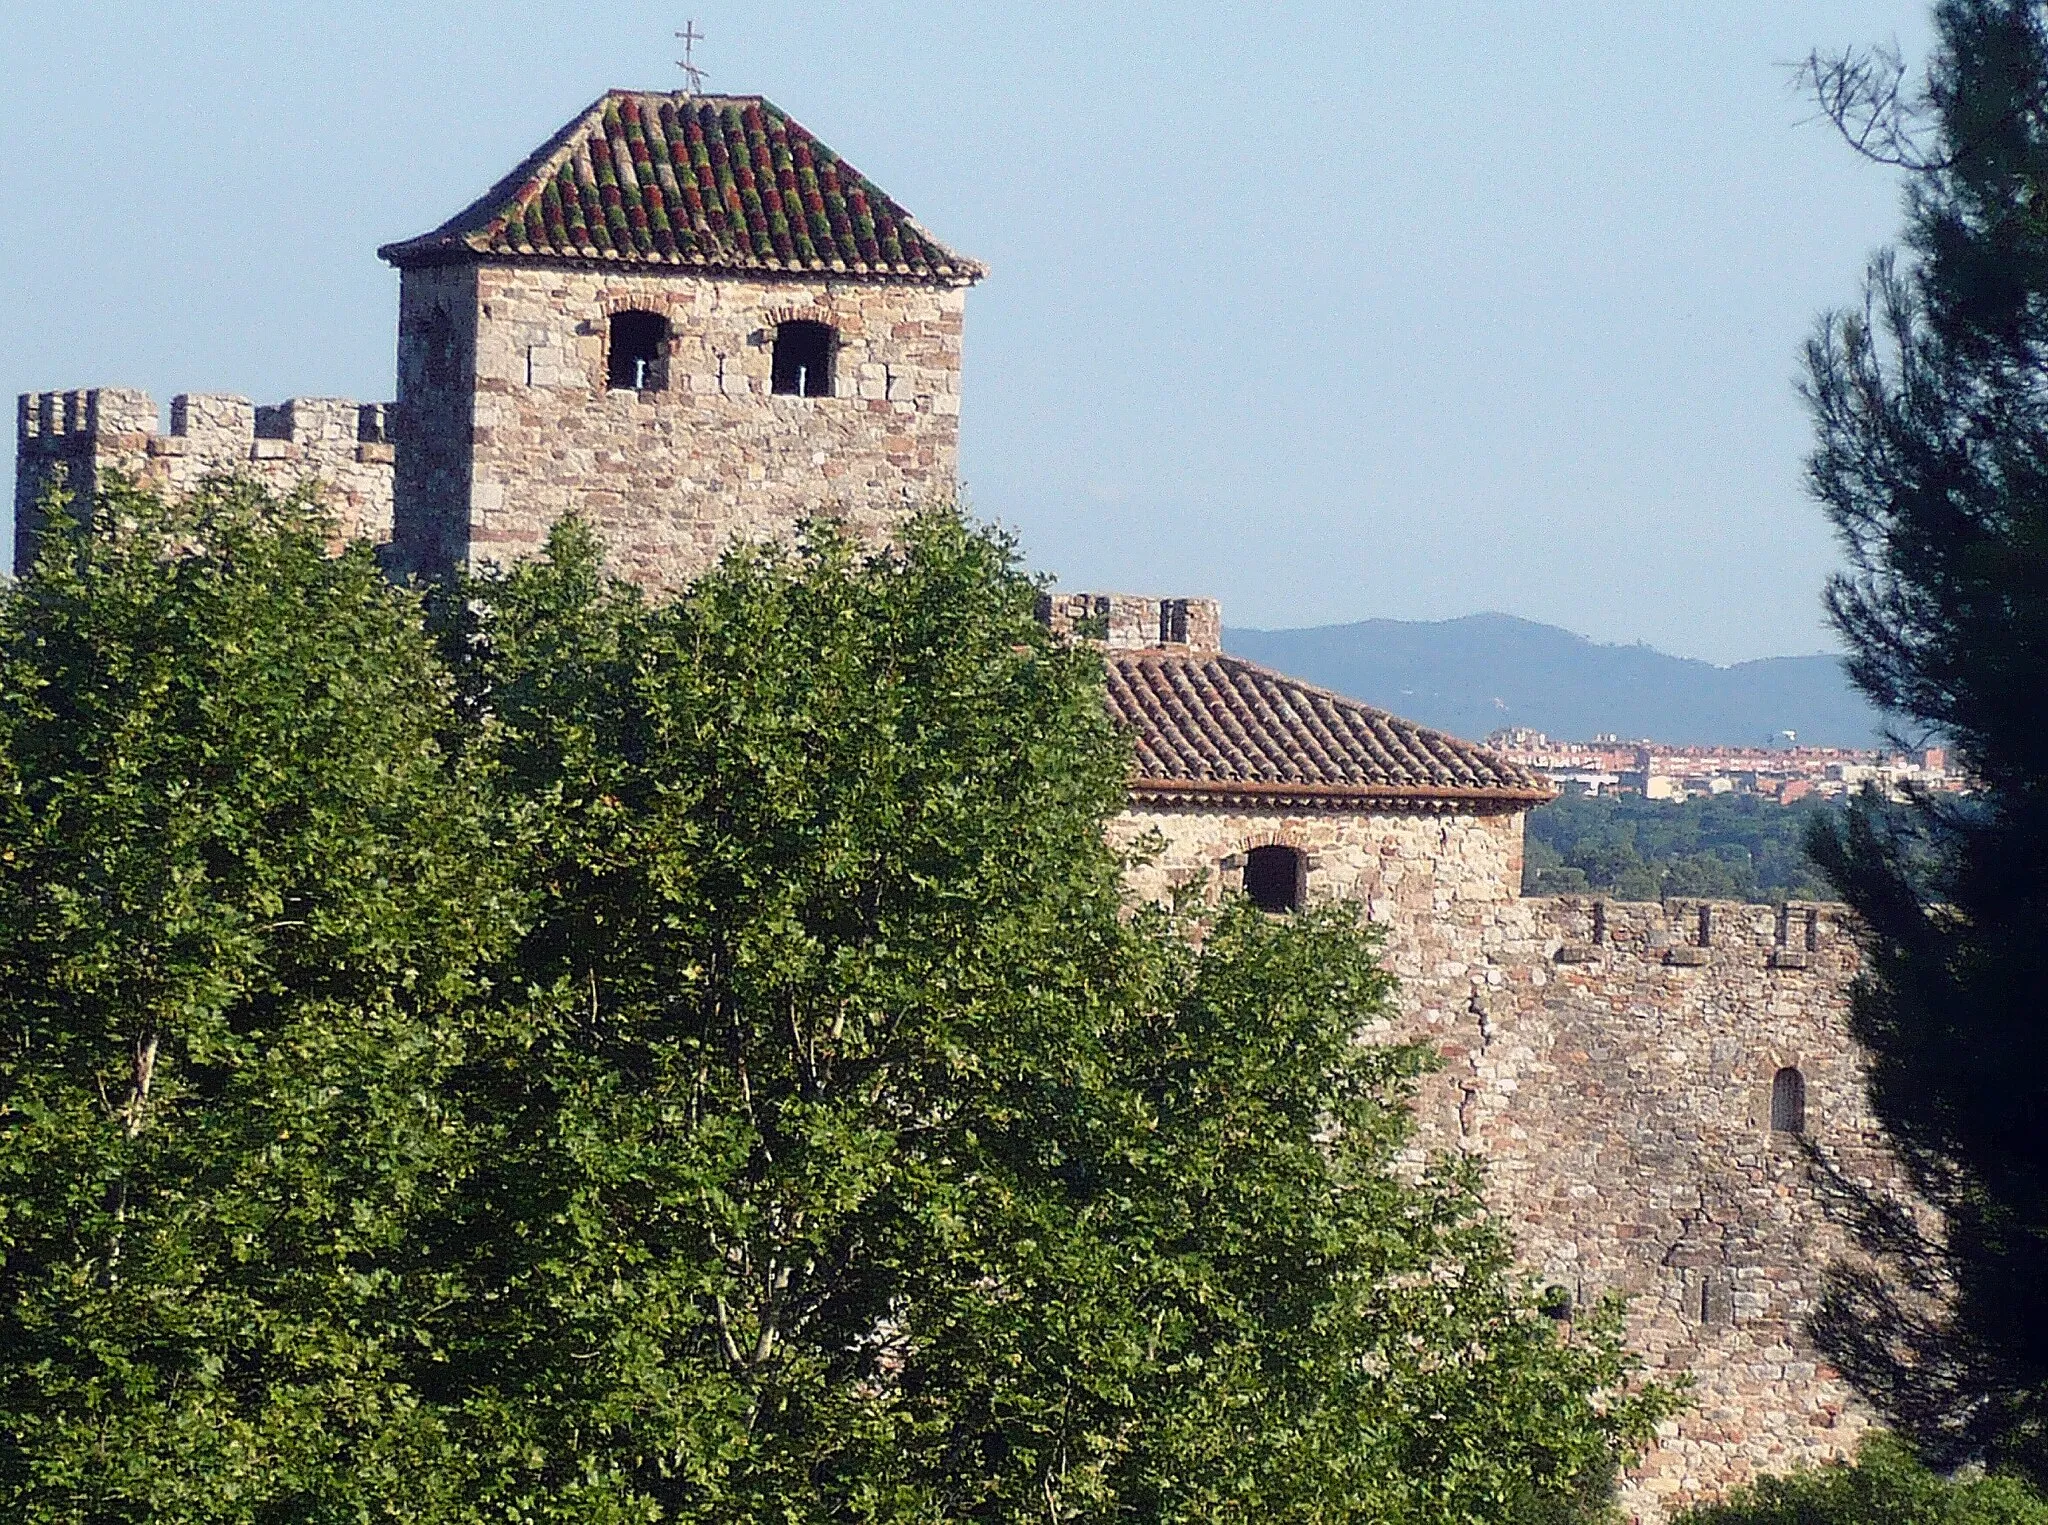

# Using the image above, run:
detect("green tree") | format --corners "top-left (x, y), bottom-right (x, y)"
top-left (1, 488), bottom-right (1672, 1520)
top-left (0, 478), bottom-right (517, 1518)
top-left (414, 512), bottom-right (1672, 1520)
top-left (1521, 791), bottom-right (1835, 902)
top-left (1677, 1433), bottom-right (2048, 1525)
top-left (1800, 0), bottom-right (2048, 1483)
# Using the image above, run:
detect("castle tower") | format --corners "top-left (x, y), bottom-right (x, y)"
top-left (378, 91), bottom-right (984, 588)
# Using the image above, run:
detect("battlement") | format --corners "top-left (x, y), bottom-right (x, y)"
top-left (19, 389), bottom-right (393, 454)
top-left (1538, 895), bottom-right (1851, 969)
top-left (15, 388), bottom-right (397, 567)
top-left (1037, 591), bottom-right (1224, 652)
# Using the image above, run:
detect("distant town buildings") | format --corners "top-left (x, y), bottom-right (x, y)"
top-left (1484, 727), bottom-right (1962, 803)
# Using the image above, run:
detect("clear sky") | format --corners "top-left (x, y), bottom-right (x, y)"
top-left (0, 2), bottom-right (1930, 662)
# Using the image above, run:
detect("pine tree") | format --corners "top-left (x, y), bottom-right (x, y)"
top-left (1802, 0), bottom-right (2048, 1482)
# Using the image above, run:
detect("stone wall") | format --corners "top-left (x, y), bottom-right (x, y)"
top-left (1109, 800), bottom-right (1527, 916)
top-left (1114, 801), bottom-right (1894, 1521)
top-left (391, 264), bottom-right (481, 579)
top-left (391, 262), bottom-right (967, 588)
top-left (15, 387), bottom-right (395, 566)
top-left (1038, 591), bottom-right (1224, 652)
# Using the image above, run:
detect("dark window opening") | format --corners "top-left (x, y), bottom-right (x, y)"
top-left (772, 320), bottom-right (835, 397)
top-left (1771, 1067), bottom-right (1807, 1134)
top-left (1244, 845), bottom-right (1306, 914)
top-left (1699, 1271), bottom-right (1733, 1327)
top-left (607, 310), bottom-right (668, 391)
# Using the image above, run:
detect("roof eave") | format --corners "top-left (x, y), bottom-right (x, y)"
top-left (1127, 777), bottom-right (1556, 811)
top-left (376, 243), bottom-right (985, 283)
top-left (376, 235), bottom-right (489, 269)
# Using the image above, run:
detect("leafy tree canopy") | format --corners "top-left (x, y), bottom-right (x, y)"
top-left (1799, 0), bottom-right (2048, 1483)
top-left (1677, 1433), bottom-right (2048, 1525)
top-left (1523, 791), bottom-right (1838, 903)
top-left (0, 477), bottom-right (519, 1516)
top-left (0, 481), bottom-right (1672, 1521)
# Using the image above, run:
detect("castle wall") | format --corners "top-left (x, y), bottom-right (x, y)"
top-left (1462, 896), bottom-right (1890, 1518)
top-left (394, 262), bottom-right (966, 588)
top-left (1109, 801), bottom-right (1526, 914)
top-left (392, 264), bottom-right (481, 578)
top-left (1115, 801), bottom-right (1895, 1521)
top-left (15, 387), bottom-right (395, 566)
top-left (1039, 591), bottom-right (1224, 651)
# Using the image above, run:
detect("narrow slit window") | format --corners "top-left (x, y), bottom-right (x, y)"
top-left (607, 310), bottom-right (668, 391)
top-left (772, 320), bottom-right (835, 397)
top-left (1244, 845), bottom-right (1306, 914)
top-left (1771, 1067), bottom-right (1807, 1134)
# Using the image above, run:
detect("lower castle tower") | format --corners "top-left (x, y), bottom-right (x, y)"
top-left (1060, 594), bottom-right (1893, 1520)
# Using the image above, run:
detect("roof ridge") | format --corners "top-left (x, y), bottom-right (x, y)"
top-left (485, 94), bottom-right (614, 251)
top-left (379, 93), bottom-right (611, 262)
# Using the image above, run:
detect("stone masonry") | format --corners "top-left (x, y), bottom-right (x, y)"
top-left (1113, 803), bottom-right (1890, 1520)
top-left (389, 262), bottom-right (966, 587)
top-left (1074, 591), bottom-right (1892, 1519)
top-left (14, 388), bottom-right (394, 567)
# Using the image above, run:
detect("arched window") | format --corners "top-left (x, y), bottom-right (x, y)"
top-left (771, 320), bottom-right (835, 397)
top-left (1244, 845), bottom-right (1306, 914)
top-left (1771, 1067), bottom-right (1807, 1134)
top-left (607, 310), bottom-right (668, 391)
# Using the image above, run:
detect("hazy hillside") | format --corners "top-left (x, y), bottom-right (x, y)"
top-left (1225, 613), bottom-right (1887, 748)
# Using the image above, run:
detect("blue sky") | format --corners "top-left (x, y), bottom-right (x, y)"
top-left (0, 2), bottom-right (1929, 661)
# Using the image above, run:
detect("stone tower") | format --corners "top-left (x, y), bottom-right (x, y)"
top-left (377, 91), bottom-right (984, 587)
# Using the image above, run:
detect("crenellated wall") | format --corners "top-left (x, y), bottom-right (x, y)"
top-left (1037, 591), bottom-right (1224, 653)
top-left (1116, 800), bottom-right (1893, 1521)
top-left (15, 387), bottom-right (396, 566)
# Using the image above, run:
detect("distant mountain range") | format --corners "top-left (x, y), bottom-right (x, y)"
top-left (1224, 613), bottom-right (1888, 750)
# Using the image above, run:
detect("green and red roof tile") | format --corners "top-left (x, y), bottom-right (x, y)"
top-left (380, 91), bottom-right (982, 283)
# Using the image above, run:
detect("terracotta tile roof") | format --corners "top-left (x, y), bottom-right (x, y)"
top-left (1105, 649), bottom-right (1553, 810)
top-left (380, 92), bottom-right (982, 283)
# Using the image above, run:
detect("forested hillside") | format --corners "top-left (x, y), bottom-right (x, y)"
top-left (1522, 790), bottom-right (1836, 902)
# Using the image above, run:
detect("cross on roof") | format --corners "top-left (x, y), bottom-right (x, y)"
top-left (675, 20), bottom-right (708, 95)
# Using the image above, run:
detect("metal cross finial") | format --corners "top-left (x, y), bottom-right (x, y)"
top-left (675, 20), bottom-right (708, 95)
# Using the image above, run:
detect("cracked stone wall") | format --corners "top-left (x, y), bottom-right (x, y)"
top-left (391, 264), bottom-right (967, 588)
top-left (1113, 803), bottom-right (1894, 1521)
